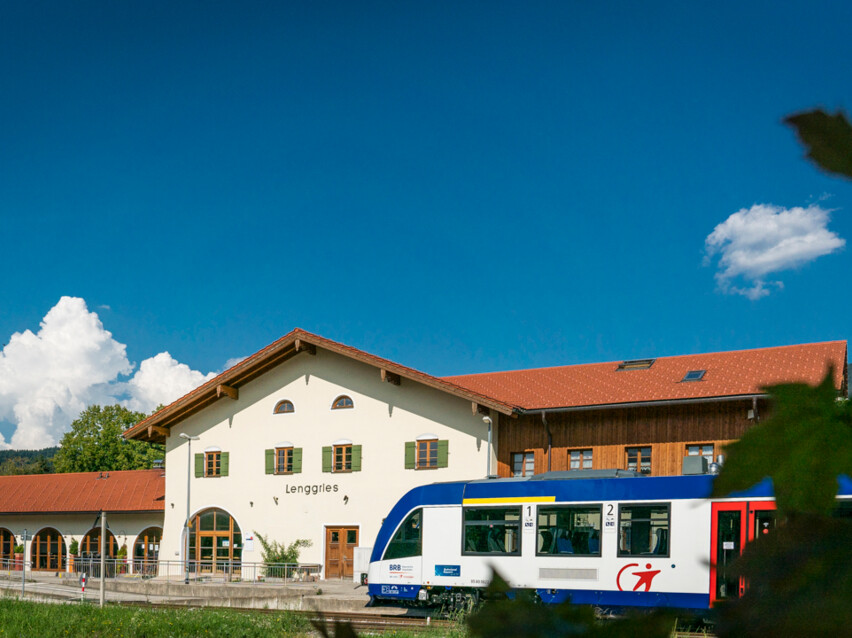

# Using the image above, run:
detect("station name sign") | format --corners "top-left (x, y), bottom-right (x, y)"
top-left (285, 483), bottom-right (340, 496)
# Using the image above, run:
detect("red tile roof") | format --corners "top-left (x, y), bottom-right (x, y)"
top-left (0, 470), bottom-right (164, 514)
top-left (443, 341), bottom-right (848, 411)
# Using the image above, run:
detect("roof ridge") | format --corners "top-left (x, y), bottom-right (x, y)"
top-left (443, 340), bottom-right (848, 380)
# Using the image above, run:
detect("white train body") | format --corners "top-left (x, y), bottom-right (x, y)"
top-left (367, 471), bottom-right (852, 610)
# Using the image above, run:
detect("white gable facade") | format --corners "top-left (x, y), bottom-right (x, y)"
top-left (160, 346), bottom-right (498, 576)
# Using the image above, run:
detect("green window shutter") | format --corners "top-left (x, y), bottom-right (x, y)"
top-left (265, 449), bottom-right (274, 475)
top-left (322, 446), bottom-right (332, 473)
top-left (293, 448), bottom-right (303, 474)
top-left (194, 453), bottom-right (203, 478)
top-left (437, 440), bottom-right (449, 468)
top-left (351, 445), bottom-right (362, 472)
top-left (404, 442), bottom-right (416, 469)
top-left (220, 452), bottom-right (229, 477)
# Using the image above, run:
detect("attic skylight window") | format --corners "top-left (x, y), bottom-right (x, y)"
top-left (617, 359), bottom-right (655, 371)
top-left (682, 370), bottom-right (706, 382)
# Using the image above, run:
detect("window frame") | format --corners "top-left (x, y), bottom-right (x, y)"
top-left (274, 400), bottom-right (294, 414)
top-left (331, 395), bottom-right (354, 410)
top-left (686, 443), bottom-right (714, 462)
top-left (535, 504), bottom-right (603, 557)
top-left (617, 502), bottom-right (671, 558)
top-left (205, 451), bottom-right (222, 477)
top-left (333, 444), bottom-right (353, 472)
top-left (568, 449), bottom-right (593, 471)
top-left (511, 451), bottom-right (535, 477)
top-left (461, 506), bottom-right (522, 556)
top-left (416, 439), bottom-right (439, 470)
top-left (274, 446), bottom-right (294, 475)
top-left (626, 446), bottom-right (652, 474)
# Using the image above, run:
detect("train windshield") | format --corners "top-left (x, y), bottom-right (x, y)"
top-left (618, 503), bottom-right (670, 557)
top-left (463, 507), bottom-right (521, 555)
top-left (537, 505), bottom-right (602, 556)
top-left (382, 508), bottom-right (422, 560)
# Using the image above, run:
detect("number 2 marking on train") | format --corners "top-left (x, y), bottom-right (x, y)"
top-left (607, 504), bottom-right (614, 515)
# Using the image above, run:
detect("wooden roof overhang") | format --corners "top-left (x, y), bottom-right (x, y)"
top-left (124, 329), bottom-right (517, 444)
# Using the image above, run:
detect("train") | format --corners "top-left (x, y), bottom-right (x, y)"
top-left (366, 469), bottom-right (852, 611)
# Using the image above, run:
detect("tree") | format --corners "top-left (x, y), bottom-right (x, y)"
top-left (53, 404), bottom-right (164, 473)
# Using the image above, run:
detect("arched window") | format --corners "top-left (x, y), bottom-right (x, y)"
top-left (0, 528), bottom-right (15, 559)
top-left (274, 400), bottom-right (294, 414)
top-left (133, 527), bottom-right (162, 575)
top-left (332, 395), bottom-right (354, 410)
top-left (31, 528), bottom-right (66, 571)
top-left (80, 528), bottom-right (118, 558)
top-left (188, 508), bottom-right (242, 573)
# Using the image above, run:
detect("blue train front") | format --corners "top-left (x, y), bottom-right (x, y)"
top-left (369, 470), bottom-right (852, 610)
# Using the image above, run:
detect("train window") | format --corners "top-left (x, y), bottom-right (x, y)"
top-left (383, 509), bottom-right (422, 560)
top-left (618, 503), bottom-right (670, 557)
top-left (462, 507), bottom-right (521, 556)
top-left (536, 505), bottom-right (601, 556)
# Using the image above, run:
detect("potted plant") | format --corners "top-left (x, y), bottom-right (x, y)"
top-left (117, 544), bottom-right (128, 575)
top-left (13, 544), bottom-right (24, 571)
top-left (68, 539), bottom-right (79, 572)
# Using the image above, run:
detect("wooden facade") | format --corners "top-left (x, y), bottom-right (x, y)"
top-left (497, 398), bottom-right (768, 477)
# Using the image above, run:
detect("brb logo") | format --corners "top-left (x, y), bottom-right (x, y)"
top-left (616, 563), bottom-right (661, 592)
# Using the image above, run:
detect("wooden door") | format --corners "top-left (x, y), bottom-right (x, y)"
top-left (325, 526), bottom-right (358, 579)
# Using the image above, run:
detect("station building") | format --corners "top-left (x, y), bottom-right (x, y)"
top-left (121, 330), bottom-right (846, 578)
top-left (0, 470), bottom-right (164, 571)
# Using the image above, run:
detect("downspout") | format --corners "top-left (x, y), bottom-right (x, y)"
top-left (752, 396), bottom-right (760, 424)
top-left (542, 411), bottom-right (552, 473)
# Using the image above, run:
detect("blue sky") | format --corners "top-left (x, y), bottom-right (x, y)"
top-left (0, 2), bottom-right (850, 447)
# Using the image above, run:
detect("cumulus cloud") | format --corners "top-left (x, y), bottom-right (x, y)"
top-left (705, 203), bottom-right (845, 299)
top-left (124, 352), bottom-right (217, 413)
top-left (0, 297), bottom-right (216, 449)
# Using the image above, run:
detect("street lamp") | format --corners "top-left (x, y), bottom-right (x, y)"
top-left (482, 416), bottom-right (493, 478)
top-left (179, 433), bottom-right (199, 585)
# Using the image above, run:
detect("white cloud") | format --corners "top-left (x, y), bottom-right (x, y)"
top-left (705, 203), bottom-right (845, 299)
top-left (124, 352), bottom-right (217, 414)
top-left (0, 297), bottom-right (216, 449)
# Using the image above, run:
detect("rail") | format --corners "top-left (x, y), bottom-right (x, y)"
top-left (0, 557), bottom-right (322, 584)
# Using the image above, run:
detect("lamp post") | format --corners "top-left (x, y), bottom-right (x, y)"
top-left (179, 433), bottom-right (199, 585)
top-left (482, 416), bottom-right (493, 478)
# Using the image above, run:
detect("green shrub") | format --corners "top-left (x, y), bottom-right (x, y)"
top-left (253, 531), bottom-right (311, 565)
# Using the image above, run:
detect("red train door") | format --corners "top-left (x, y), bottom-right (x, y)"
top-left (709, 501), bottom-right (777, 605)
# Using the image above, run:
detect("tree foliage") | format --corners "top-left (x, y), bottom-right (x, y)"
top-left (53, 404), bottom-right (163, 473)
top-left (712, 369), bottom-right (852, 516)
top-left (785, 109), bottom-right (852, 181)
top-left (253, 531), bottom-right (312, 565)
top-left (0, 447), bottom-right (57, 475)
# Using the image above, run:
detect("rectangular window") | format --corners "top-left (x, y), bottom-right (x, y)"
top-left (205, 451), bottom-right (221, 477)
top-left (626, 446), bottom-right (652, 474)
top-left (686, 444), bottom-right (714, 462)
top-left (334, 444), bottom-right (352, 472)
top-left (275, 447), bottom-right (293, 474)
top-left (618, 503), bottom-right (670, 557)
top-left (417, 440), bottom-right (438, 469)
top-left (569, 449), bottom-right (593, 470)
top-left (512, 452), bottom-right (535, 477)
top-left (463, 507), bottom-right (521, 555)
top-left (537, 505), bottom-right (602, 556)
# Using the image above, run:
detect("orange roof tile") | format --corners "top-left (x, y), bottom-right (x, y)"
top-left (443, 341), bottom-right (848, 411)
top-left (0, 470), bottom-right (164, 514)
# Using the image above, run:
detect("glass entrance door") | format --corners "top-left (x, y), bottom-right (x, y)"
top-left (710, 500), bottom-right (777, 605)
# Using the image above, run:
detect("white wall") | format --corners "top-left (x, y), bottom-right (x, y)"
top-left (0, 512), bottom-right (163, 567)
top-left (161, 348), bottom-right (498, 574)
